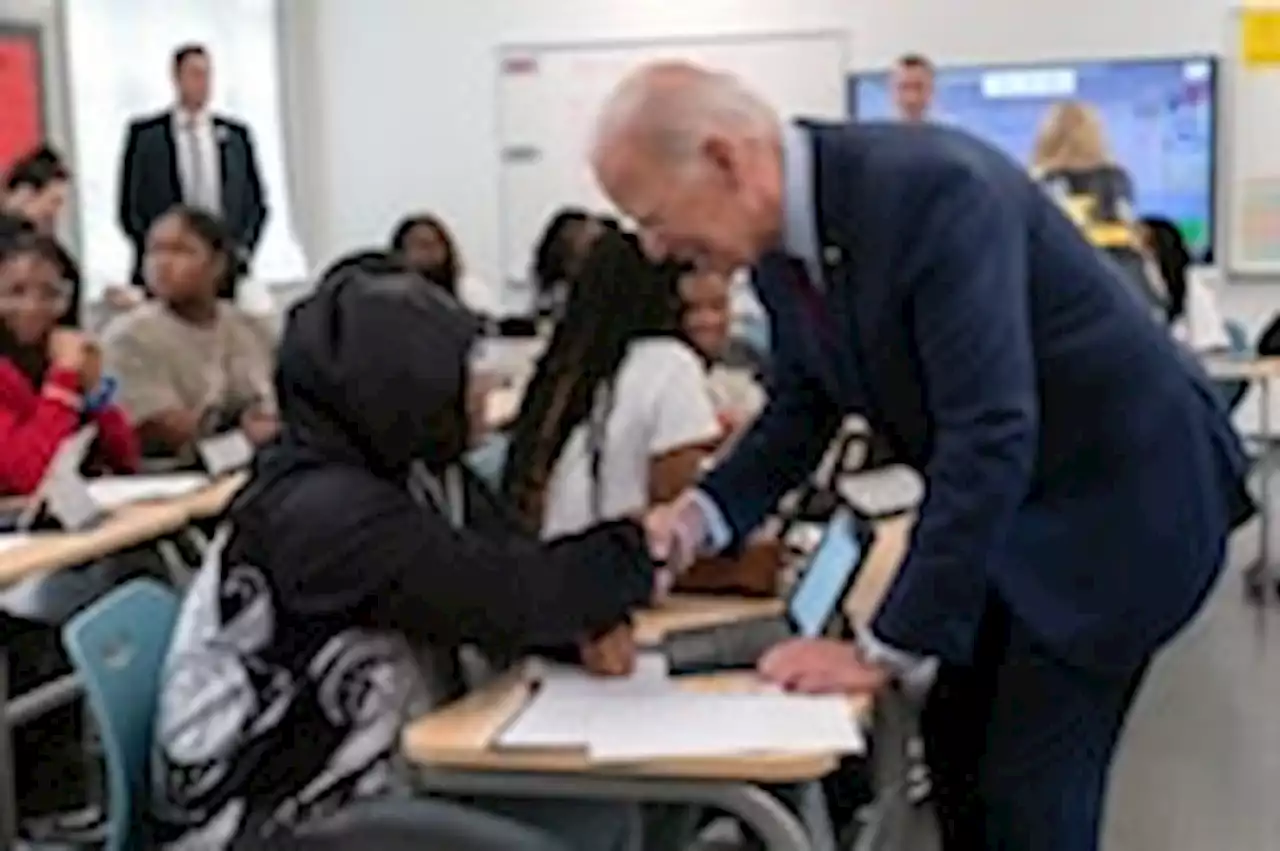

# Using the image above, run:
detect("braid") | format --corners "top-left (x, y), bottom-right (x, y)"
top-left (502, 229), bottom-right (682, 530)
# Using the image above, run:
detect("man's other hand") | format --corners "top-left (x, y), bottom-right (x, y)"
top-left (758, 638), bottom-right (891, 695)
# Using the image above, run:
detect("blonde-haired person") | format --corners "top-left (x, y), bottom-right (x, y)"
top-left (1031, 100), bottom-right (1167, 315)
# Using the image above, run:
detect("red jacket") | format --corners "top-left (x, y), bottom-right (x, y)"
top-left (0, 359), bottom-right (141, 495)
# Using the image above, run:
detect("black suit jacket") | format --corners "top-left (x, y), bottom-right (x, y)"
top-left (117, 111), bottom-right (268, 285)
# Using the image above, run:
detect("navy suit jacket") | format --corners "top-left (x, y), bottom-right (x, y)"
top-left (117, 111), bottom-right (268, 284)
top-left (701, 122), bottom-right (1253, 674)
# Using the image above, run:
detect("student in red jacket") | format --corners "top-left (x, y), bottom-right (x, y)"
top-left (0, 232), bottom-right (139, 495)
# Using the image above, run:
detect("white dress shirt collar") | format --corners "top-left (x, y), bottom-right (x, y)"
top-left (779, 123), bottom-right (824, 287)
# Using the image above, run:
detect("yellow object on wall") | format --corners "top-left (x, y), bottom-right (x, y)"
top-left (1241, 8), bottom-right (1280, 67)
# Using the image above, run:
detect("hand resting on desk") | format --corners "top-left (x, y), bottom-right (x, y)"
top-left (758, 637), bottom-right (890, 696)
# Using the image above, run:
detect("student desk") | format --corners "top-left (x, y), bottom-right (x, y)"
top-left (402, 517), bottom-right (914, 851)
top-left (1203, 355), bottom-right (1280, 596)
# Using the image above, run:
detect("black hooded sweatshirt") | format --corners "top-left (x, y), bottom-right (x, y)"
top-left (150, 269), bottom-right (655, 849)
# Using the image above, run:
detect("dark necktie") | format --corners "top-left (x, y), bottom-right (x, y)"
top-left (787, 257), bottom-right (835, 345)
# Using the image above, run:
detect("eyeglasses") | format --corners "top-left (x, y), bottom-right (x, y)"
top-left (0, 280), bottom-right (72, 308)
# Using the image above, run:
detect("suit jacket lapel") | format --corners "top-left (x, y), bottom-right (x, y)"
top-left (213, 118), bottom-right (234, 209)
top-left (159, 112), bottom-right (182, 200)
top-left (808, 123), bottom-right (929, 460)
top-left (806, 124), bottom-right (878, 415)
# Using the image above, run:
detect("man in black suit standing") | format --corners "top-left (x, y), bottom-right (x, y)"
top-left (117, 43), bottom-right (268, 293)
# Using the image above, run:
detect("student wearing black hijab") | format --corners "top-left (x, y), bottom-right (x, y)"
top-left (149, 260), bottom-right (661, 850)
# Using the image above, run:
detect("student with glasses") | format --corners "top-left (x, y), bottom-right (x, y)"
top-left (0, 232), bottom-right (138, 496)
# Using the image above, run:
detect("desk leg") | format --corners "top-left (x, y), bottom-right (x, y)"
top-left (154, 538), bottom-right (195, 589)
top-left (1247, 377), bottom-right (1276, 603)
top-left (411, 770), bottom-right (816, 851)
top-left (855, 689), bottom-right (917, 851)
top-left (796, 781), bottom-right (838, 851)
top-left (0, 648), bottom-right (17, 846)
top-left (1263, 378), bottom-right (1275, 592)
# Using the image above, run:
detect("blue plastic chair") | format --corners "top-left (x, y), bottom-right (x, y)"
top-left (61, 579), bottom-right (179, 851)
top-left (1219, 319), bottom-right (1253, 413)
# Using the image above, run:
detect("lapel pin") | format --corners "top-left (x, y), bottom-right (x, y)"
top-left (823, 245), bottom-right (842, 265)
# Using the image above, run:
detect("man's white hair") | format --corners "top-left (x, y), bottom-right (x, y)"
top-left (592, 62), bottom-right (779, 166)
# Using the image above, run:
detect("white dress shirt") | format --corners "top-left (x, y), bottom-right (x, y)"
top-left (173, 108), bottom-right (221, 213)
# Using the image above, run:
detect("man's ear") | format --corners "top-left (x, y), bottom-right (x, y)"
top-left (701, 134), bottom-right (742, 190)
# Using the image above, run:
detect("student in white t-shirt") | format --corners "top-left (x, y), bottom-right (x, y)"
top-left (677, 267), bottom-right (767, 434)
top-left (502, 227), bottom-right (721, 539)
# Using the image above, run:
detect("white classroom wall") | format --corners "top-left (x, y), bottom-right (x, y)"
top-left (284, 0), bottom-right (1279, 430)
top-left (286, 0), bottom-right (1271, 293)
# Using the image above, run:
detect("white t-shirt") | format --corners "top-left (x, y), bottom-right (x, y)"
top-left (540, 339), bottom-right (721, 539)
top-left (456, 273), bottom-right (502, 317)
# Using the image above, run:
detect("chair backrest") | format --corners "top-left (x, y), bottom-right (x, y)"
top-left (61, 579), bottom-right (180, 851)
top-left (1225, 319), bottom-right (1251, 354)
top-left (1218, 319), bottom-right (1253, 413)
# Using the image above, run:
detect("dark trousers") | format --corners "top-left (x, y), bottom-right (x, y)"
top-left (921, 596), bottom-right (1148, 851)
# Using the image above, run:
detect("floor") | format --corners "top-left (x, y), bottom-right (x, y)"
top-left (1104, 517), bottom-right (1280, 851)
top-left (701, 514), bottom-right (1280, 850)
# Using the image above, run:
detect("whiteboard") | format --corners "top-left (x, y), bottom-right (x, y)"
top-left (1226, 5), bottom-right (1280, 275)
top-left (495, 31), bottom-right (849, 311)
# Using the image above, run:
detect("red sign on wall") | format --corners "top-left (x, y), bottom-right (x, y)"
top-left (0, 28), bottom-right (43, 175)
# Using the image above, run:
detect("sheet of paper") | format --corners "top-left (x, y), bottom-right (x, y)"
top-left (498, 653), bottom-right (671, 748)
top-left (586, 691), bottom-right (864, 763)
top-left (197, 430), bottom-right (254, 475)
top-left (86, 474), bottom-right (210, 511)
top-left (500, 652), bottom-right (863, 761)
top-left (41, 426), bottom-right (103, 531)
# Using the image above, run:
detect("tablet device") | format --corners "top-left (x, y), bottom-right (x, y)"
top-left (665, 504), bottom-right (875, 674)
top-left (787, 504), bottom-right (871, 637)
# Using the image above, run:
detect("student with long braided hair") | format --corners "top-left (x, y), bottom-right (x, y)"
top-left (503, 226), bottom-right (721, 539)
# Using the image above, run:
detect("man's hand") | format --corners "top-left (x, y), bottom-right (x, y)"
top-left (644, 491), bottom-right (708, 573)
top-left (758, 638), bottom-right (891, 695)
top-left (579, 624), bottom-right (637, 677)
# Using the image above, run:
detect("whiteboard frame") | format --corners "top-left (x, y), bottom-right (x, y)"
top-left (493, 29), bottom-right (851, 307)
top-left (1225, 5), bottom-right (1280, 278)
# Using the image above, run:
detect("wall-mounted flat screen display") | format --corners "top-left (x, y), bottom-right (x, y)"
top-left (851, 56), bottom-right (1218, 261)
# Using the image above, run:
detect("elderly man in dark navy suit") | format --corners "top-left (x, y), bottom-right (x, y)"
top-left (591, 63), bottom-right (1252, 851)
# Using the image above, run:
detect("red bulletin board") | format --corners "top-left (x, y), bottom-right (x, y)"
top-left (0, 26), bottom-right (44, 176)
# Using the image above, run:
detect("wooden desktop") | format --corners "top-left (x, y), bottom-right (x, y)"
top-left (402, 515), bottom-right (912, 775)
